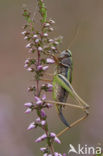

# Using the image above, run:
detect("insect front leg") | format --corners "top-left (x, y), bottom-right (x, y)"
top-left (40, 78), bottom-right (53, 83)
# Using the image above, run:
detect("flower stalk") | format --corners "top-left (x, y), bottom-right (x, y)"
top-left (22, 0), bottom-right (64, 155)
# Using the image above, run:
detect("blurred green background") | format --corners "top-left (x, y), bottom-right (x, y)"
top-left (0, 0), bottom-right (103, 155)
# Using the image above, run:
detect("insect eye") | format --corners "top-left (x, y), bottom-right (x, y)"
top-left (66, 50), bottom-right (72, 57)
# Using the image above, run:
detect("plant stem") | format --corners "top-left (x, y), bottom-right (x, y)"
top-left (45, 130), bottom-right (54, 155)
top-left (36, 50), bottom-right (40, 96)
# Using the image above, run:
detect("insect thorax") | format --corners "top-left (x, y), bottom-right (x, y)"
top-left (56, 56), bottom-right (73, 103)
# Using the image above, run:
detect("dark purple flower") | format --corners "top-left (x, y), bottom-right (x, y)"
top-left (37, 65), bottom-right (43, 71)
top-left (63, 153), bottom-right (67, 156)
top-left (40, 109), bottom-right (46, 118)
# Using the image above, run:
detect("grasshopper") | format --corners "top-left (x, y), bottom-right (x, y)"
top-left (42, 49), bottom-right (89, 137)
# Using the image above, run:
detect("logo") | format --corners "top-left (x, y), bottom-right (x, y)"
top-left (68, 144), bottom-right (102, 155)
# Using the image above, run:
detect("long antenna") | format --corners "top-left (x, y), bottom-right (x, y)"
top-left (68, 24), bottom-right (80, 49)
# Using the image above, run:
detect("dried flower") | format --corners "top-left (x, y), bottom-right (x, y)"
top-left (40, 109), bottom-right (46, 118)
